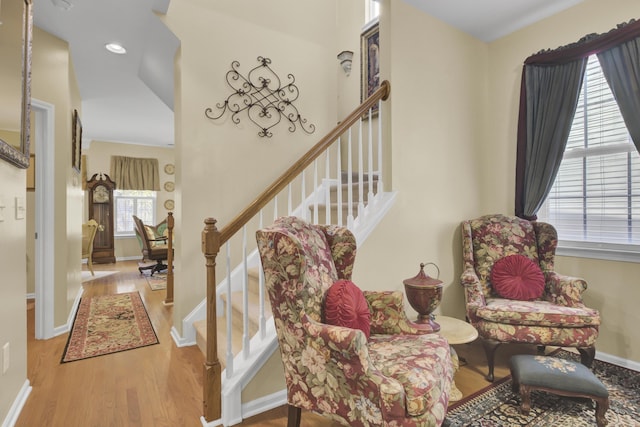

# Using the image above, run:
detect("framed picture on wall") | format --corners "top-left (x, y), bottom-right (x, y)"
top-left (72, 109), bottom-right (83, 172)
top-left (361, 19), bottom-right (380, 116)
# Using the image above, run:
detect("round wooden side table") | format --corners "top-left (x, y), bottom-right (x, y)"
top-left (434, 315), bottom-right (478, 401)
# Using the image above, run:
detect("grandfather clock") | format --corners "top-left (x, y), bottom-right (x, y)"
top-left (87, 173), bottom-right (116, 263)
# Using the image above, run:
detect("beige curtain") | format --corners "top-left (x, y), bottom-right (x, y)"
top-left (110, 156), bottom-right (160, 191)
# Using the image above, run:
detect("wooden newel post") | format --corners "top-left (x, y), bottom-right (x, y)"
top-left (164, 212), bottom-right (174, 305)
top-left (202, 218), bottom-right (222, 422)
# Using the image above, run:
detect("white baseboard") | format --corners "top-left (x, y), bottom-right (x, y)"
top-left (25, 293), bottom-right (35, 300)
top-left (597, 350), bottom-right (640, 371)
top-left (171, 326), bottom-right (196, 347)
top-left (1, 380), bottom-right (32, 427)
top-left (197, 389), bottom-right (287, 427)
top-left (116, 256), bottom-right (142, 261)
top-left (199, 416), bottom-right (223, 427)
top-left (241, 389), bottom-right (287, 421)
top-left (53, 287), bottom-right (83, 337)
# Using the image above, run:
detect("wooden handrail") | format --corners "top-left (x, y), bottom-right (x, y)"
top-left (201, 81), bottom-right (390, 422)
top-left (217, 80), bottom-right (390, 244)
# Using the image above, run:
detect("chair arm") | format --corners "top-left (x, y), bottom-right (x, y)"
top-left (545, 272), bottom-right (588, 307)
top-left (460, 268), bottom-right (486, 308)
top-left (301, 314), bottom-right (408, 420)
top-left (364, 291), bottom-right (437, 335)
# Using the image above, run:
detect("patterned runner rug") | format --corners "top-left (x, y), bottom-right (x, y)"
top-left (144, 271), bottom-right (167, 291)
top-left (61, 292), bottom-right (158, 363)
top-left (446, 350), bottom-right (640, 426)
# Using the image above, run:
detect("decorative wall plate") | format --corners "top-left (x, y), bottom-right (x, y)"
top-left (164, 181), bottom-right (175, 192)
top-left (164, 163), bottom-right (175, 175)
top-left (164, 199), bottom-right (175, 210)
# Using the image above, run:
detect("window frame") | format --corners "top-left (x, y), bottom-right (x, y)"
top-left (366, 0), bottom-right (380, 24)
top-left (113, 189), bottom-right (157, 238)
top-left (537, 55), bottom-right (640, 262)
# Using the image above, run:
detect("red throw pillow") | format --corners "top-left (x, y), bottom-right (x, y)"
top-left (324, 280), bottom-right (371, 339)
top-left (491, 254), bottom-right (545, 301)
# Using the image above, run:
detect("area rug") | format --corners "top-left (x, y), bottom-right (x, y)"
top-left (61, 292), bottom-right (158, 363)
top-left (144, 271), bottom-right (167, 291)
top-left (446, 350), bottom-right (640, 426)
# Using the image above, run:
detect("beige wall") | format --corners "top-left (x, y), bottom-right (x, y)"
top-left (355, 0), bottom-right (640, 363)
top-left (0, 0), bottom-right (28, 421)
top-left (1, 12), bottom-right (82, 421)
top-left (162, 0), bottom-right (340, 404)
top-left (5, 0), bottom-right (639, 422)
top-left (353, 0), bottom-right (486, 323)
top-left (31, 27), bottom-right (83, 327)
top-left (483, 0), bottom-right (640, 362)
top-left (164, 0), bottom-right (339, 338)
top-left (0, 162), bottom-right (28, 425)
top-left (83, 140), bottom-right (175, 259)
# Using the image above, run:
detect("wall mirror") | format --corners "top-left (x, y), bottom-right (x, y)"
top-left (0, 0), bottom-right (33, 169)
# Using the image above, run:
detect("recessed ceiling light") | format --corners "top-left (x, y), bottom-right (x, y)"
top-left (105, 43), bottom-right (127, 55)
top-left (51, 0), bottom-right (73, 11)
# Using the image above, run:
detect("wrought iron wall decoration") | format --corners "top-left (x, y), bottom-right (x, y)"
top-left (205, 57), bottom-right (316, 138)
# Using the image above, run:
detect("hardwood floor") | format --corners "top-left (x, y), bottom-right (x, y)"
top-left (18, 260), bottom-right (548, 426)
top-left (18, 261), bottom-right (204, 427)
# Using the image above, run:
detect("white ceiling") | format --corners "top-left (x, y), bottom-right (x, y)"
top-left (31, 0), bottom-right (583, 148)
top-left (404, 0), bottom-right (584, 42)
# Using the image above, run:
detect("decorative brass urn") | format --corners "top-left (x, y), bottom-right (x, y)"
top-left (403, 262), bottom-right (443, 332)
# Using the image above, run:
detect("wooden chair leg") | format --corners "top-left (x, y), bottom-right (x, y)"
top-left (578, 346), bottom-right (596, 368)
top-left (287, 405), bottom-right (301, 427)
top-left (482, 339), bottom-right (501, 382)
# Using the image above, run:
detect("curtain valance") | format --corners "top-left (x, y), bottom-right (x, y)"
top-left (110, 156), bottom-right (160, 191)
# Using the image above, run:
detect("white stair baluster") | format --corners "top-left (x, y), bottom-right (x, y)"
top-left (347, 128), bottom-right (354, 228)
top-left (325, 150), bottom-right (331, 224)
top-left (258, 210), bottom-right (266, 339)
top-left (225, 241), bottom-right (233, 378)
top-left (336, 137), bottom-right (343, 226)
top-left (313, 160), bottom-right (319, 224)
top-left (242, 225), bottom-right (250, 359)
top-left (368, 108), bottom-right (374, 207)
top-left (377, 100), bottom-right (384, 197)
top-left (358, 118), bottom-right (364, 220)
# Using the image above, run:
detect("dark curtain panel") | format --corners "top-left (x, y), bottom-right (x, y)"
top-left (515, 19), bottom-right (640, 219)
top-left (598, 37), bottom-right (640, 151)
top-left (521, 60), bottom-right (586, 218)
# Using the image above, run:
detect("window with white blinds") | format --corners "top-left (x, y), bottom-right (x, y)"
top-left (538, 55), bottom-right (640, 251)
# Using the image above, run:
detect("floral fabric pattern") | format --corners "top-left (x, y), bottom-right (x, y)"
top-left (460, 214), bottom-right (600, 350)
top-left (257, 216), bottom-right (452, 427)
top-left (533, 355), bottom-right (578, 373)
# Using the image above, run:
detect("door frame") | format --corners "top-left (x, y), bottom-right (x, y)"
top-left (32, 98), bottom-right (55, 339)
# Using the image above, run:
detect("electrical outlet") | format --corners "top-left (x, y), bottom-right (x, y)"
top-left (2, 342), bottom-right (9, 374)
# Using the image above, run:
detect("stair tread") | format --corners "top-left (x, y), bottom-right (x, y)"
top-left (196, 270), bottom-right (273, 365)
top-left (340, 171), bottom-right (380, 182)
top-left (194, 317), bottom-right (244, 370)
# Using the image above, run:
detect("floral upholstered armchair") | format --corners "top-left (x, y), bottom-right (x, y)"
top-left (257, 216), bottom-right (453, 427)
top-left (461, 214), bottom-right (601, 381)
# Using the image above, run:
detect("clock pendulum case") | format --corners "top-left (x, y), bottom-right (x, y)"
top-left (86, 173), bottom-right (116, 263)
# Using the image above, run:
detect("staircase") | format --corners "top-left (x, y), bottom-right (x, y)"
top-left (194, 81), bottom-right (394, 426)
top-left (194, 172), bottom-right (378, 364)
top-left (194, 267), bottom-right (265, 364)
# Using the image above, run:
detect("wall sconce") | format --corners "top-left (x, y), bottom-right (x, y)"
top-left (337, 50), bottom-right (354, 76)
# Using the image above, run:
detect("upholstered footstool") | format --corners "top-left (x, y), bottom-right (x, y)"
top-left (510, 354), bottom-right (609, 427)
